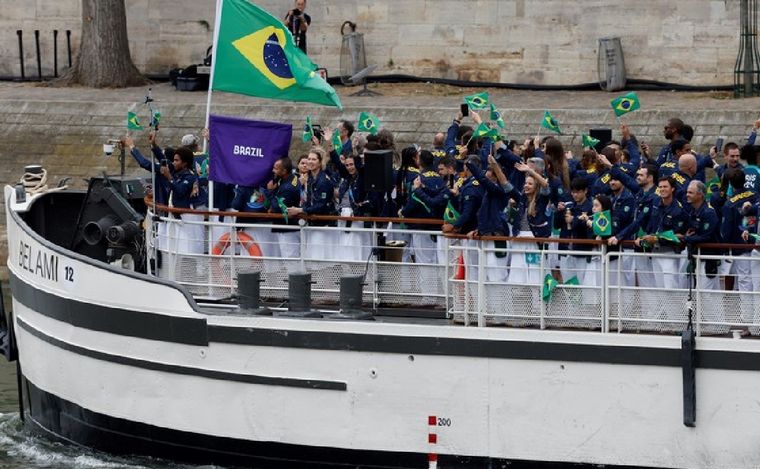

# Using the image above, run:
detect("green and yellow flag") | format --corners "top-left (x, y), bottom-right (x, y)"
top-left (464, 92), bottom-right (489, 110)
top-left (542, 274), bottom-right (560, 303)
top-left (276, 196), bottom-right (289, 223)
top-left (656, 230), bottom-right (680, 243)
top-left (411, 193), bottom-right (431, 213)
top-left (593, 210), bottom-right (612, 236)
top-left (127, 111), bottom-right (142, 130)
top-left (582, 134), bottom-right (600, 149)
top-left (444, 200), bottom-right (460, 224)
top-left (302, 116), bottom-right (314, 143)
top-left (358, 112), bottom-right (380, 135)
top-left (150, 110), bottom-right (161, 129)
top-left (749, 233), bottom-right (760, 242)
top-left (611, 92), bottom-right (640, 117)
top-left (332, 131), bottom-right (343, 154)
top-left (490, 103), bottom-right (505, 129)
top-left (212, 0), bottom-right (342, 109)
top-left (473, 123), bottom-right (499, 140)
top-left (541, 110), bottom-right (561, 134)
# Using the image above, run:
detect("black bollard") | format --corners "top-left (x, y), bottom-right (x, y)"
top-left (16, 30), bottom-right (24, 80)
top-left (53, 30), bottom-right (58, 77)
top-left (34, 30), bottom-right (41, 80)
top-left (339, 275), bottom-right (364, 313)
top-left (237, 271), bottom-right (270, 315)
top-left (288, 272), bottom-right (312, 312)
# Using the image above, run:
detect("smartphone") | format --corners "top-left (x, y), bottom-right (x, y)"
top-left (715, 136), bottom-right (725, 152)
top-left (460, 103), bottom-right (469, 117)
top-left (160, 159), bottom-right (168, 167)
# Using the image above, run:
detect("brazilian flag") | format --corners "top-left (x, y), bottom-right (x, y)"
top-left (593, 210), bottom-right (612, 236)
top-left (582, 134), bottom-right (600, 149)
top-left (212, 0), bottom-right (342, 109)
top-left (444, 200), bottom-right (460, 223)
top-left (276, 196), bottom-right (289, 223)
top-left (611, 92), bottom-right (640, 117)
top-left (473, 123), bottom-right (498, 140)
top-left (332, 131), bottom-right (343, 154)
top-left (302, 116), bottom-right (314, 143)
top-left (127, 111), bottom-right (142, 130)
top-left (358, 112), bottom-right (380, 135)
top-left (542, 274), bottom-right (559, 303)
top-left (464, 92), bottom-right (489, 110)
top-left (750, 233), bottom-right (760, 242)
top-left (490, 103), bottom-right (505, 129)
top-left (541, 110), bottom-right (561, 134)
top-left (656, 230), bottom-right (680, 243)
top-left (706, 176), bottom-right (720, 198)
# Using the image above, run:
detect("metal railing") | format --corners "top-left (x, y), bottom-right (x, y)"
top-left (144, 205), bottom-right (760, 336)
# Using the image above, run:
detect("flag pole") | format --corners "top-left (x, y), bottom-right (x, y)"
top-left (204, 0), bottom-right (224, 211)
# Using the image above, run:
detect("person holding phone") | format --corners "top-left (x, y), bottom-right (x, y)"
top-left (285, 0), bottom-right (311, 53)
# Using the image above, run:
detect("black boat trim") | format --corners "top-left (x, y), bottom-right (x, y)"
top-left (21, 376), bottom-right (654, 469)
top-left (9, 270), bottom-right (209, 346)
top-left (17, 318), bottom-right (346, 391)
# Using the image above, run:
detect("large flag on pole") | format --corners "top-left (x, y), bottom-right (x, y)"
top-left (211, 0), bottom-right (342, 109)
top-left (208, 114), bottom-right (292, 186)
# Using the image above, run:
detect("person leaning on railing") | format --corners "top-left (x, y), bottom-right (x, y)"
top-left (286, 147), bottom-right (337, 260)
top-left (682, 180), bottom-right (720, 290)
top-left (555, 177), bottom-right (592, 285)
top-left (634, 176), bottom-right (688, 290)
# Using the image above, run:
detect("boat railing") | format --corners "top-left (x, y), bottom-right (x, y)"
top-left (144, 204), bottom-right (760, 336)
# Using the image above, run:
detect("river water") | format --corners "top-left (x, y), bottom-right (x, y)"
top-left (0, 361), bottom-right (224, 468)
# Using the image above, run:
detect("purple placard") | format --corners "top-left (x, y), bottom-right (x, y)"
top-left (208, 114), bottom-right (292, 186)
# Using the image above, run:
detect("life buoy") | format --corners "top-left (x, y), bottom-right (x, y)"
top-left (211, 231), bottom-right (262, 257)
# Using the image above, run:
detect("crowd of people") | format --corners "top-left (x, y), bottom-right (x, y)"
top-left (123, 110), bottom-right (760, 294)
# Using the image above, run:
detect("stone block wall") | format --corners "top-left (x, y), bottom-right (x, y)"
top-left (0, 0), bottom-right (741, 86)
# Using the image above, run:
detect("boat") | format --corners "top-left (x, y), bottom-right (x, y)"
top-left (3, 170), bottom-right (760, 469)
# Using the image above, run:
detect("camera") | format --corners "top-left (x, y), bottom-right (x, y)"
top-left (103, 138), bottom-right (122, 157)
top-left (292, 8), bottom-right (301, 15)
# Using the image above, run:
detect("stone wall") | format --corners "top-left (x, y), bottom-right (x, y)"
top-left (0, 0), bottom-right (741, 86)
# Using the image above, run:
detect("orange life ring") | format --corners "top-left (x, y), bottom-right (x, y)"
top-left (211, 231), bottom-right (262, 257)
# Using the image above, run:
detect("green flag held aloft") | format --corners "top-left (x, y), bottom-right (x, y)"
top-left (444, 200), bottom-right (460, 224)
top-left (332, 131), bottom-right (343, 154)
top-left (358, 112), bottom-right (380, 135)
top-left (541, 110), bottom-right (561, 134)
top-left (464, 92), bottom-right (489, 110)
top-left (610, 92), bottom-right (640, 117)
top-left (473, 123), bottom-right (499, 140)
top-left (542, 274), bottom-right (560, 303)
top-left (212, 0), bottom-right (342, 109)
top-left (582, 134), bottom-right (600, 149)
top-left (127, 112), bottom-right (142, 130)
top-left (490, 103), bottom-right (505, 129)
top-left (302, 116), bottom-right (314, 142)
top-left (593, 210), bottom-right (612, 236)
top-left (656, 230), bottom-right (680, 243)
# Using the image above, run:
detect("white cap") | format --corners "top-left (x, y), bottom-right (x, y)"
top-left (181, 134), bottom-right (199, 146)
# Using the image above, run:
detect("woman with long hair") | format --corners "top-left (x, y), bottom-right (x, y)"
top-left (506, 158), bottom-right (551, 285)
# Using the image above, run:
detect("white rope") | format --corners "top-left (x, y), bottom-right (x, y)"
top-left (20, 168), bottom-right (67, 195)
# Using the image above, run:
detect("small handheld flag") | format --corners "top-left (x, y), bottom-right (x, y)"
top-left (332, 131), bottom-right (343, 154)
top-left (656, 230), bottom-right (680, 243)
top-left (582, 134), bottom-right (600, 149)
top-left (593, 210), bottom-right (612, 236)
top-left (302, 116), bottom-right (314, 142)
top-left (749, 233), bottom-right (760, 242)
top-left (542, 274), bottom-right (559, 303)
top-left (276, 196), bottom-right (289, 223)
top-left (127, 111), bottom-right (142, 130)
top-left (444, 200), bottom-right (461, 224)
top-left (473, 123), bottom-right (498, 140)
top-left (150, 110), bottom-right (161, 129)
top-left (411, 193), bottom-right (431, 213)
top-left (464, 92), bottom-right (489, 110)
top-left (490, 103), bottom-right (505, 129)
top-left (611, 92), bottom-right (640, 117)
top-left (358, 112), bottom-right (380, 135)
top-left (541, 110), bottom-right (561, 134)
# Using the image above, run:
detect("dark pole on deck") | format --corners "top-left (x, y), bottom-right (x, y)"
top-left (66, 30), bottom-right (72, 68)
top-left (34, 30), bottom-right (42, 81)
